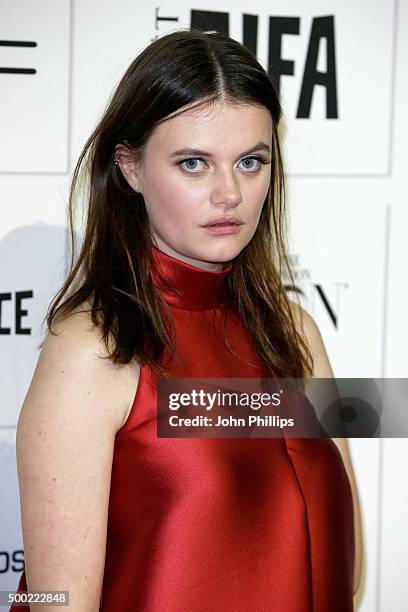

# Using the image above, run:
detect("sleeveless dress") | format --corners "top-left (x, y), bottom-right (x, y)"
top-left (11, 244), bottom-right (355, 611)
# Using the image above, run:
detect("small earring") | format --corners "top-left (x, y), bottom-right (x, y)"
top-left (114, 152), bottom-right (136, 165)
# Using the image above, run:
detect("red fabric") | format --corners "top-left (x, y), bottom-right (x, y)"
top-left (11, 245), bottom-right (354, 611)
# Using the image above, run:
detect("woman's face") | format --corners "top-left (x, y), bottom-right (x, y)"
top-left (116, 100), bottom-right (272, 271)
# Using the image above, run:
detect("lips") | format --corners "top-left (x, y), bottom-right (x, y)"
top-left (201, 216), bottom-right (243, 227)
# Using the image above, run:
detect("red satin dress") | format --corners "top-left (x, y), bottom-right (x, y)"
top-left (11, 244), bottom-right (354, 611)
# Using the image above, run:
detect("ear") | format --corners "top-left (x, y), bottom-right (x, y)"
top-left (114, 144), bottom-right (143, 193)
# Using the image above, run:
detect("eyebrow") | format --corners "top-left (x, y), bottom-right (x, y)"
top-left (169, 141), bottom-right (271, 158)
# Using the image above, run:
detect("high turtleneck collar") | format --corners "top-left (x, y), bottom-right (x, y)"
top-left (150, 244), bottom-right (233, 311)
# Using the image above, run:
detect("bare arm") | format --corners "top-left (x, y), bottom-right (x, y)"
top-left (15, 310), bottom-right (133, 610)
top-left (290, 301), bottom-right (364, 597)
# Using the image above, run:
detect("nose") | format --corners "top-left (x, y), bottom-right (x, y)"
top-left (210, 169), bottom-right (243, 208)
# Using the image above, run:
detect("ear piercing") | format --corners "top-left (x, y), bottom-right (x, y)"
top-left (114, 153), bottom-right (136, 165)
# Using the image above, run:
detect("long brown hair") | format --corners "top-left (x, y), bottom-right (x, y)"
top-left (43, 28), bottom-right (314, 380)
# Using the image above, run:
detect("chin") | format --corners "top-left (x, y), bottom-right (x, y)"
top-left (200, 241), bottom-right (244, 264)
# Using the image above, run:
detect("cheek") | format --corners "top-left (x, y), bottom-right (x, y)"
top-left (243, 177), bottom-right (270, 214)
top-left (257, 168), bottom-right (272, 197)
top-left (143, 172), bottom-right (201, 226)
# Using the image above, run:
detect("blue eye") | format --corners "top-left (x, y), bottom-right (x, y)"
top-left (178, 155), bottom-right (268, 174)
top-left (180, 158), bottom-right (205, 172)
top-left (239, 157), bottom-right (262, 171)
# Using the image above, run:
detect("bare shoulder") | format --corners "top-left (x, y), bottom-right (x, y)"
top-left (14, 301), bottom-right (139, 607)
top-left (24, 300), bottom-right (137, 433)
top-left (288, 299), bottom-right (335, 378)
top-left (288, 299), bottom-right (318, 339)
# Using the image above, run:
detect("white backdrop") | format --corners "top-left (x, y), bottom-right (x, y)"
top-left (1, 1), bottom-right (407, 610)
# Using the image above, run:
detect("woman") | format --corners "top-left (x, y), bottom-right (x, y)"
top-left (11, 29), bottom-right (362, 611)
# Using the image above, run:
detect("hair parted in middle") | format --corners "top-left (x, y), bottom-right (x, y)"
top-left (42, 28), bottom-right (314, 381)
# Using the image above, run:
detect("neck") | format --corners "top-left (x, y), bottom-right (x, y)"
top-left (152, 243), bottom-right (226, 272)
top-left (150, 244), bottom-right (233, 311)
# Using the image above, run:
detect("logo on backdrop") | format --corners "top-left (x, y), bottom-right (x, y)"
top-left (0, 0), bottom-right (70, 173)
top-left (0, 550), bottom-right (24, 574)
top-left (0, 291), bottom-right (33, 335)
top-left (285, 254), bottom-right (349, 329)
top-left (154, 2), bottom-right (394, 174)
top-left (153, 10), bottom-right (338, 119)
